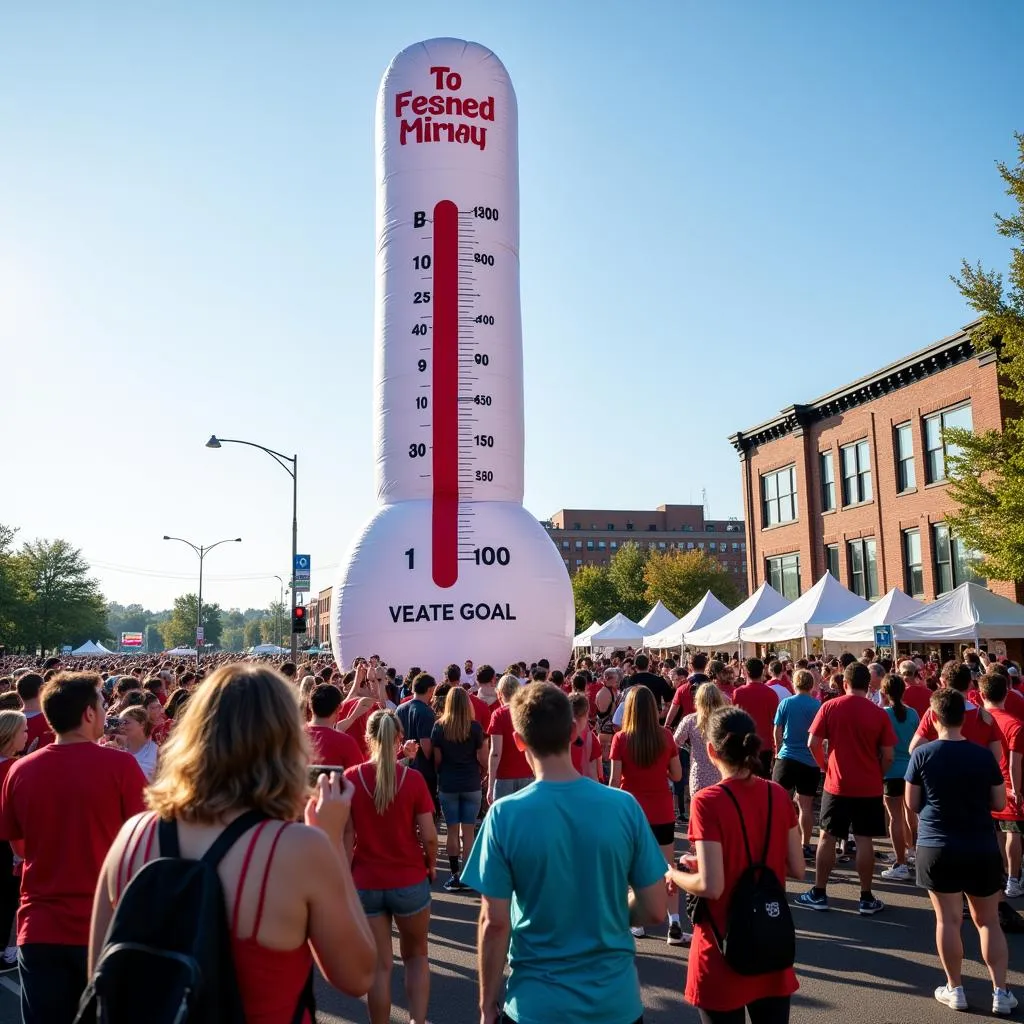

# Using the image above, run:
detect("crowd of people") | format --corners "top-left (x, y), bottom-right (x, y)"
top-left (0, 641), bottom-right (1021, 1022)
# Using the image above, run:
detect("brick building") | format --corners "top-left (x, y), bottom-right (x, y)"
top-left (542, 504), bottom-right (747, 590)
top-left (316, 585), bottom-right (333, 649)
top-left (306, 595), bottom-right (320, 650)
top-left (729, 321), bottom-right (1022, 607)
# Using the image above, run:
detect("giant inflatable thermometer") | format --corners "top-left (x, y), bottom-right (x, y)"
top-left (332, 38), bottom-right (575, 672)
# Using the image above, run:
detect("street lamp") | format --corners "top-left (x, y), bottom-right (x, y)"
top-left (162, 535), bottom-right (242, 666)
top-left (206, 435), bottom-right (299, 665)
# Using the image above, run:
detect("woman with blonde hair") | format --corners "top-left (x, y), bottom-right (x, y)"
top-left (345, 709), bottom-right (438, 1024)
top-left (431, 685), bottom-right (487, 892)
top-left (115, 705), bottom-right (159, 781)
top-left (610, 685), bottom-right (685, 945)
top-left (0, 710), bottom-right (27, 971)
top-left (89, 663), bottom-right (376, 1023)
top-left (675, 682), bottom-right (728, 797)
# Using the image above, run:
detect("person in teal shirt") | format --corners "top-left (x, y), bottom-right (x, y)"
top-left (460, 683), bottom-right (668, 1024)
top-left (771, 670), bottom-right (822, 856)
top-left (879, 674), bottom-right (920, 880)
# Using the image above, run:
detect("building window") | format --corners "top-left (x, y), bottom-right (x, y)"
top-left (573, 522), bottom-right (581, 530)
top-left (903, 529), bottom-right (924, 597)
top-left (598, 540), bottom-right (606, 550)
top-left (820, 452), bottom-right (836, 512)
top-left (932, 522), bottom-right (984, 593)
top-left (586, 540), bottom-right (594, 550)
top-left (574, 540), bottom-right (582, 550)
top-left (762, 465), bottom-right (797, 526)
top-left (658, 542), bottom-right (666, 549)
top-left (686, 541), bottom-right (694, 550)
top-left (766, 553), bottom-right (801, 599)
top-left (841, 440), bottom-right (872, 505)
top-left (560, 540), bottom-right (569, 550)
top-left (732, 542), bottom-right (740, 552)
top-left (825, 544), bottom-right (840, 580)
top-left (610, 541), bottom-right (618, 550)
top-left (698, 542), bottom-right (704, 549)
top-left (709, 542), bottom-right (716, 551)
top-left (607, 523), bottom-right (615, 530)
top-left (575, 559), bottom-right (582, 567)
top-left (925, 403), bottom-right (973, 483)
top-left (895, 423), bottom-right (916, 492)
top-left (847, 537), bottom-right (878, 599)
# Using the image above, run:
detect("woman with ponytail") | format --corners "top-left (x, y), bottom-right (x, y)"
top-left (344, 708), bottom-right (438, 1024)
top-left (667, 707), bottom-right (805, 1024)
top-left (879, 674), bottom-right (919, 881)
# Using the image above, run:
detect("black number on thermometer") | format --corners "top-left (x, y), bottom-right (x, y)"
top-left (411, 323), bottom-right (428, 336)
top-left (473, 253), bottom-right (494, 266)
top-left (474, 315), bottom-right (494, 325)
top-left (413, 255), bottom-right (431, 270)
top-left (474, 546), bottom-right (510, 566)
top-left (473, 395), bottom-right (492, 406)
top-left (408, 443), bottom-right (426, 458)
top-left (475, 470), bottom-right (494, 481)
top-left (474, 353), bottom-right (489, 365)
top-left (472, 206), bottom-right (499, 220)
top-left (418, 359), bottom-right (427, 371)
top-left (414, 291), bottom-right (430, 304)
top-left (474, 435), bottom-right (494, 447)
top-left (416, 396), bottom-right (428, 409)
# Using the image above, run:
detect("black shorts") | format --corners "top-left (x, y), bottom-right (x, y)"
top-left (756, 750), bottom-right (773, 778)
top-left (650, 821), bottom-right (676, 846)
top-left (916, 845), bottom-right (1004, 896)
top-left (772, 757), bottom-right (820, 797)
top-left (819, 792), bottom-right (886, 839)
top-left (883, 778), bottom-right (906, 799)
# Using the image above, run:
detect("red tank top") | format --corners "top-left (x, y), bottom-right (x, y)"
top-left (117, 815), bottom-right (313, 1024)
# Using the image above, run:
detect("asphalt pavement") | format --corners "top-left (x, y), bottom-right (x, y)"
top-left (0, 840), bottom-right (1020, 1023)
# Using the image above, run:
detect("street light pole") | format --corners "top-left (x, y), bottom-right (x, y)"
top-left (206, 436), bottom-right (299, 665)
top-left (163, 535), bottom-right (242, 667)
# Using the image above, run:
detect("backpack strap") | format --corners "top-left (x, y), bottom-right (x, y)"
top-left (719, 784), bottom-right (754, 866)
top-left (156, 808), bottom-right (268, 868)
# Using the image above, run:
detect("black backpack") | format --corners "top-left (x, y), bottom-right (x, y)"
top-left (696, 782), bottom-right (796, 976)
top-left (75, 810), bottom-right (315, 1024)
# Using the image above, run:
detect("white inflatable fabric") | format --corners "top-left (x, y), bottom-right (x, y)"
top-left (333, 39), bottom-right (574, 673)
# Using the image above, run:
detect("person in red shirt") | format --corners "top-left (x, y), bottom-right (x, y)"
top-left (897, 660), bottom-right (933, 719)
top-left (666, 705), bottom-right (803, 1020)
top-left (344, 709), bottom-right (437, 1024)
top-left (800, 662), bottom-right (896, 915)
top-left (306, 684), bottom-right (363, 770)
top-left (0, 711), bottom-right (27, 970)
top-left (0, 672), bottom-right (147, 1024)
top-left (569, 693), bottom-right (603, 781)
top-left (468, 664), bottom-right (499, 731)
top-left (980, 673), bottom-right (1024, 899)
top-left (733, 658), bottom-right (780, 776)
top-left (910, 661), bottom-right (1003, 764)
top-left (487, 674), bottom-right (534, 803)
top-left (337, 664), bottom-right (386, 760)
top-left (609, 686), bottom-right (685, 945)
top-left (15, 675), bottom-right (54, 755)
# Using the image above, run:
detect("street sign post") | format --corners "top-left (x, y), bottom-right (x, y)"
top-left (196, 626), bottom-right (205, 646)
top-left (294, 554), bottom-right (311, 589)
top-left (873, 624), bottom-right (894, 656)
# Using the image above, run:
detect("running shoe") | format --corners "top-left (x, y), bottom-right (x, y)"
top-left (666, 921), bottom-right (691, 946)
top-left (880, 863), bottom-right (911, 881)
top-left (443, 876), bottom-right (463, 893)
top-left (630, 926), bottom-right (646, 938)
top-left (796, 889), bottom-right (829, 911)
top-left (934, 984), bottom-right (968, 1011)
top-left (993, 988), bottom-right (1018, 1015)
top-left (1006, 877), bottom-right (1023, 899)
top-left (858, 897), bottom-right (885, 915)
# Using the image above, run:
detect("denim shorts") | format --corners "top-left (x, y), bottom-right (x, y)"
top-left (358, 878), bottom-right (432, 918)
top-left (439, 789), bottom-right (483, 825)
top-left (492, 777), bottom-right (533, 801)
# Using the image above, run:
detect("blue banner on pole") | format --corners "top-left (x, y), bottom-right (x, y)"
top-left (873, 625), bottom-right (894, 649)
top-left (294, 554), bottom-right (311, 587)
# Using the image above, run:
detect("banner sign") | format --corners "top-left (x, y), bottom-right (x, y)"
top-left (121, 632), bottom-right (144, 648)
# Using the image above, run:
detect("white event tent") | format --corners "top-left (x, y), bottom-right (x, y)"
top-left (249, 644), bottom-right (288, 655)
top-left (892, 582), bottom-right (1024, 643)
top-left (572, 621), bottom-right (602, 648)
top-left (70, 640), bottom-right (107, 656)
top-left (581, 612), bottom-right (648, 649)
top-left (166, 647), bottom-right (197, 657)
top-left (821, 588), bottom-right (927, 646)
top-left (644, 591), bottom-right (730, 648)
top-left (684, 582), bottom-right (790, 649)
top-left (638, 601), bottom-right (678, 635)
top-left (740, 573), bottom-right (871, 647)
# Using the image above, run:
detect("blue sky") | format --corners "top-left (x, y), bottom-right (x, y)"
top-left (2, 0), bottom-right (1022, 612)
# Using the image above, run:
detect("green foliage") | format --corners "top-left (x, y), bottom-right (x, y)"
top-left (145, 624), bottom-right (165, 653)
top-left (643, 549), bottom-right (741, 617)
top-left (571, 565), bottom-right (619, 633)
top-left (946, 132), bottom-right (1024, 581)
top-left (243, 618), bottom-right (264, 648)
top-left (160, 594), bottom-right (223, 649)
top-left (606, 542), bottom-right (649, 621)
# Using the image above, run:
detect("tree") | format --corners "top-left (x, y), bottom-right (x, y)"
top-left (18, 539), bottom-right (107, 651)
top-left (145, 624), bottom-right (165, 653)
top-left (607, 542), bottom-right (649, 621)
top-left (160, 595), bottom-right (223, 649)
top-left (0, 524), bottom-right (27, 647)
top-left (571, 565), bottom-right (619, 634)
top-left (946, 132), bottom-right (1024, 581)
top-left (243, 619), bottom-right (264, 649)
top-left (220, 626), bottom-right (246, 652)
top-left (643, 549), bottom-right (741, 617)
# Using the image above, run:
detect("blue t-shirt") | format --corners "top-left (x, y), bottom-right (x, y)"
top-left (906, 739), bottom-right (1003, 854)
top-left (396, 699), bottom-right (436, 782)
top-left (460, 778), bottom-right (667, 1024)
top-left (884, 705), bottom-right (920, 780)
top-left (774, 693), bottom-right (819, 768)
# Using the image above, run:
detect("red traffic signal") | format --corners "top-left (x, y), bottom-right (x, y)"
top-left (292, 605), bottom-right (307, 634)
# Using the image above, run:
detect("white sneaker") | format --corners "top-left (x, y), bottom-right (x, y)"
top-left (994, 989), bottom-right (1018, 1015)
top-left (935, 984), bottom-right (968, 1011)
top-left (881, 863), bottom-right (911, 881)
top-left (630, 926), bottom-right (646, 938)
top-left (1006, 878), bottom-right (1023, 899)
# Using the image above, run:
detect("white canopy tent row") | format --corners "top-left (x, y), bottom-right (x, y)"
top-left (575, 612), bottom-right (648, 650)
top-left (683, 582), bottom-right (791, 651)
top-left (739, 573), bottom-right (872, 654)
top-left (890, 582), bottom-right (1024, 644)
top-left (572, 621), bottom-right (602, 648)
top-left (821, 588), bottom-right (928, 646)
top-left (70, 640), bottom-right (113, 656)
top-left (643, 591), bottom-right (731, 649)
top-left (249, 644), bottom-right (289, 655)
top-left (637, 601), bottom-right (679, 635)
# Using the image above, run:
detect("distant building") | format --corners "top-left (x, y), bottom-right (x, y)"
top-left (542, 504), bottom-right (747, 590)
top-left (730, 321), bottom-right (1022, 606)
top-left (306, 595), bottom-right (320, 650)
top-left (317, 586), bottom-right (333, 650)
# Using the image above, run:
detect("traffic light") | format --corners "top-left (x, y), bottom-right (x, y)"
top-left (292, 605), bottom-right (307, 634)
